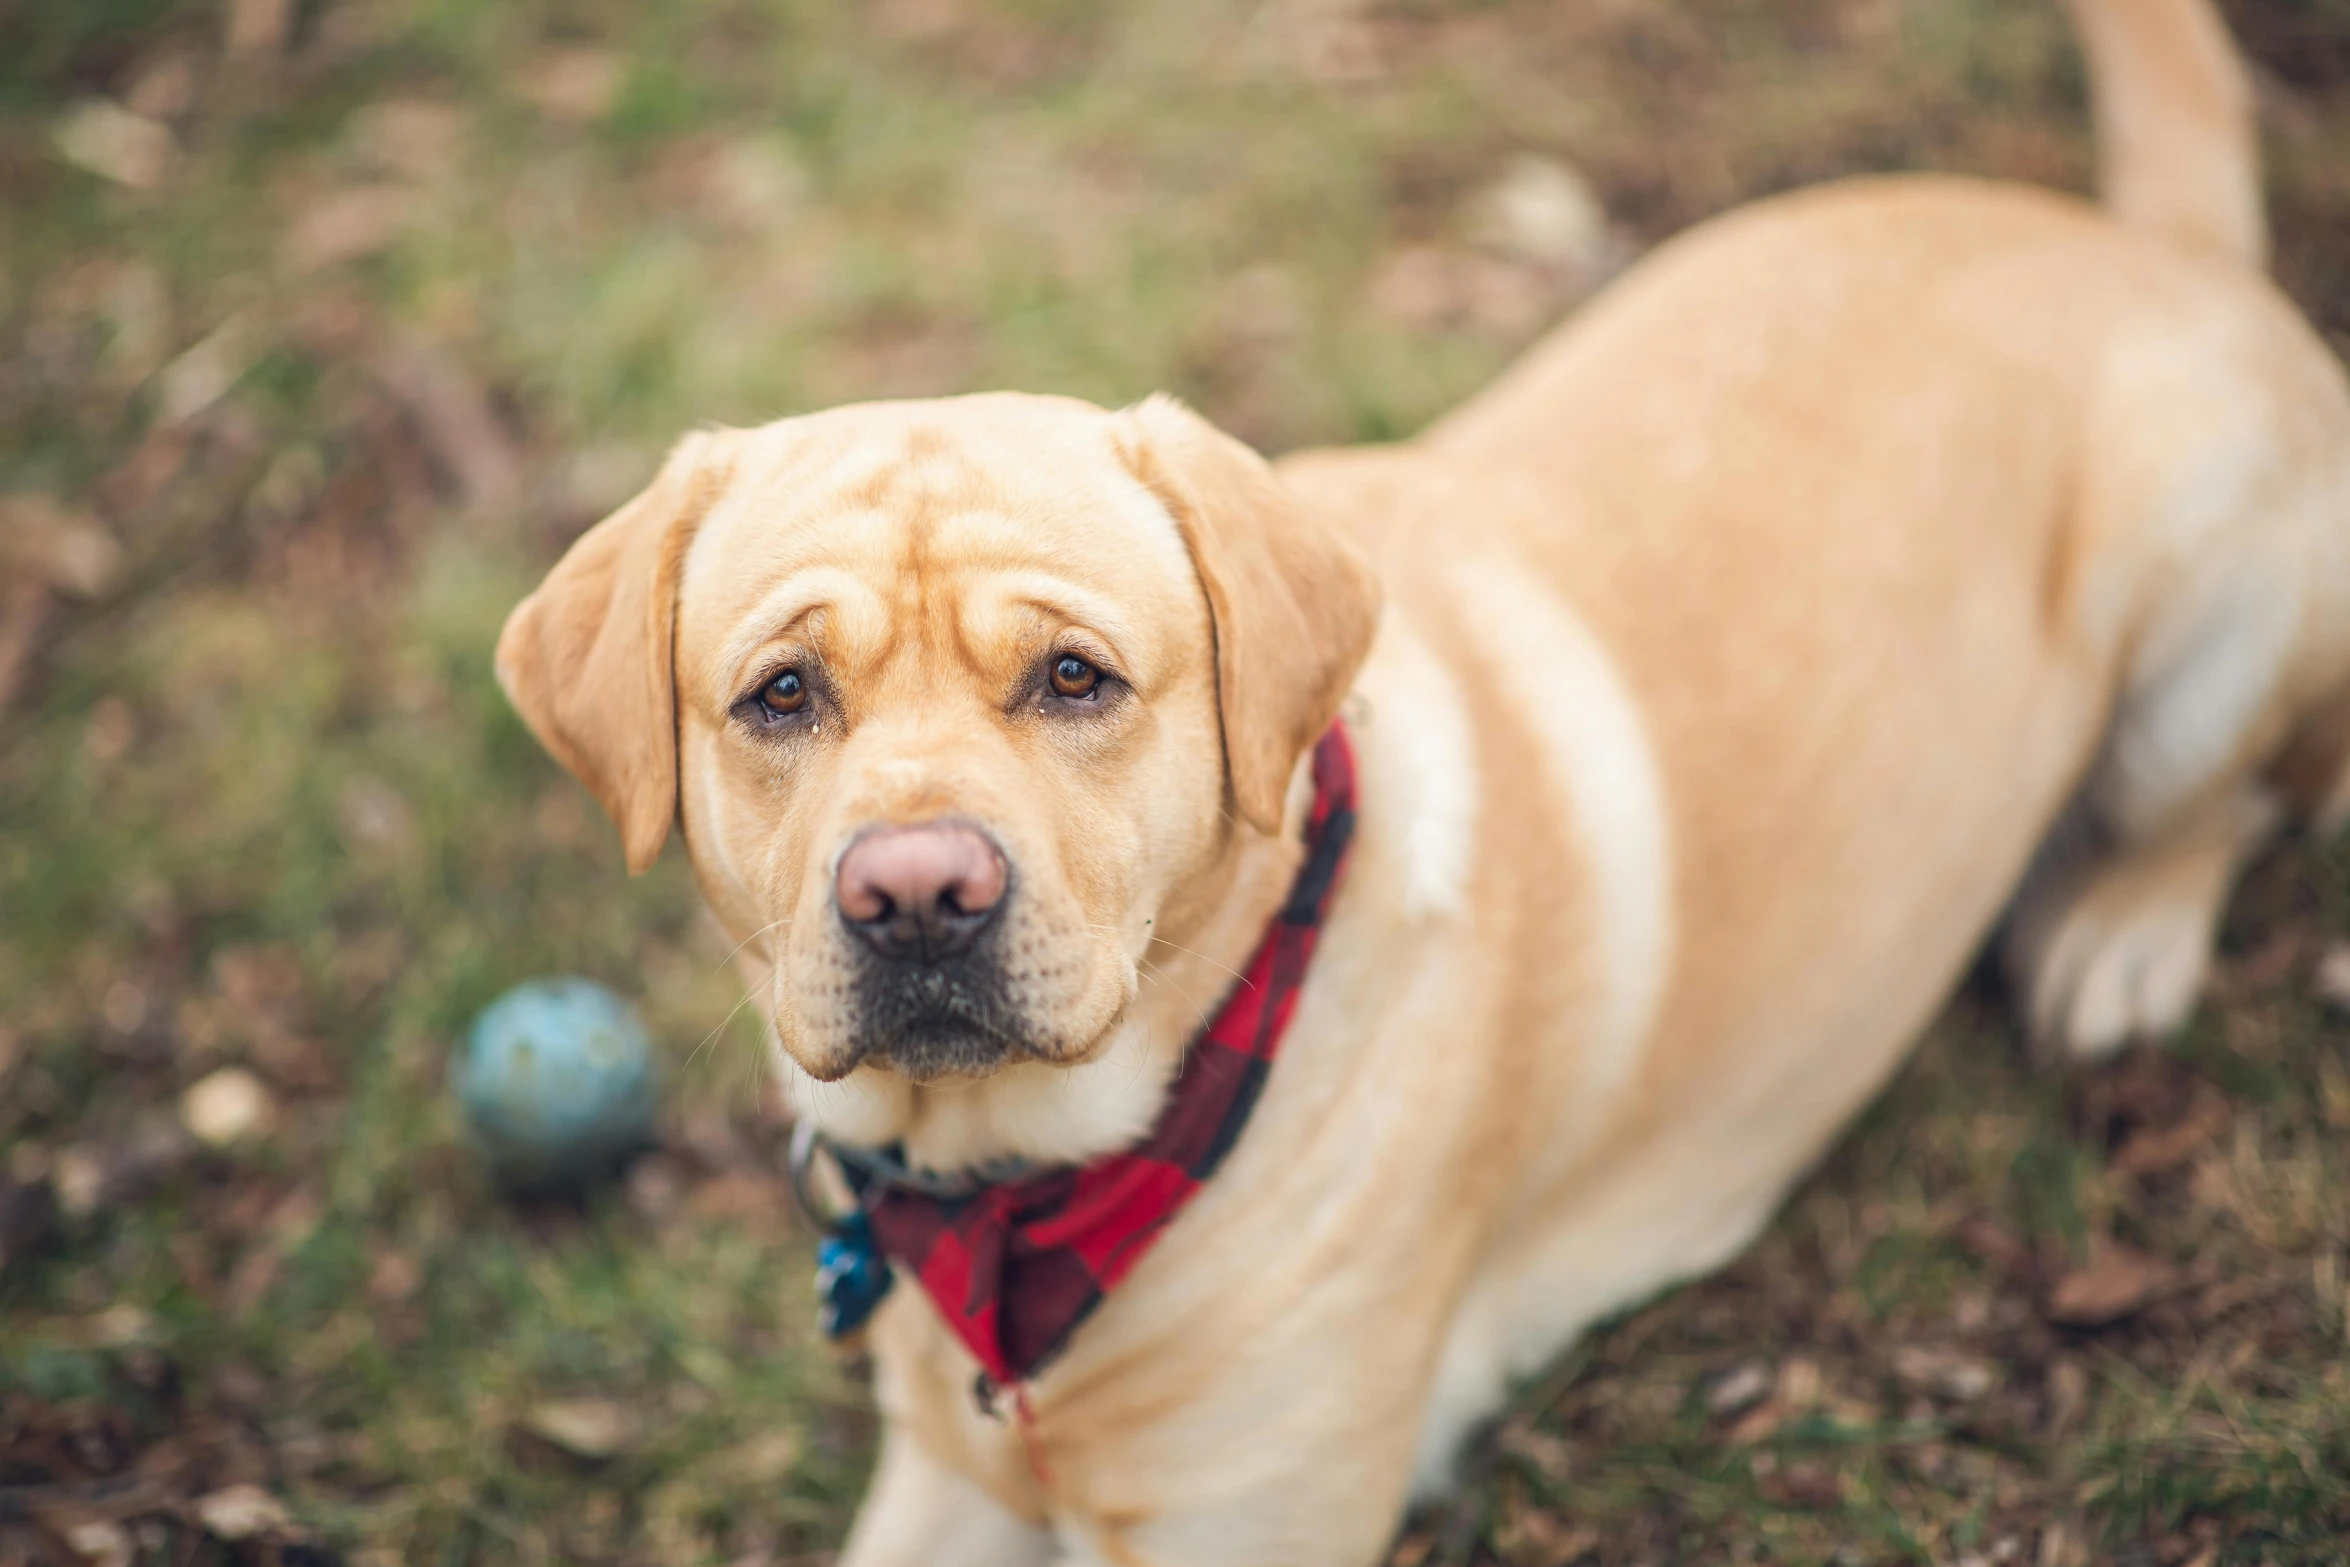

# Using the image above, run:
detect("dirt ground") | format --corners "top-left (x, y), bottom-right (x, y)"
top-left (3, 1), bottom-right (2349, 1563)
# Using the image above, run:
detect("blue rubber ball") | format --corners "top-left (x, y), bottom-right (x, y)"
top-left (455, 978), bottom-right (656, 1185)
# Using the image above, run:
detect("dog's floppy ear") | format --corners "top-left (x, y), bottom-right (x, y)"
top-left (495, 430), bottom-right (735, 874)
top-left (1122, 395), bottom-right (1382, 833)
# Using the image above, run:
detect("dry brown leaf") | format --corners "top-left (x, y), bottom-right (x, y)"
top-left (1891, 1344), bottom-right (1997, 1402)
top-left (1493, 1495), bottom-right (1599, 1566)
top-left (54, 101), bottom-right (173, 190)
top-left (522, 1398), bottom-right (638, 1459)
top-left (2315, 941), bottom-right (2350, 1013)
top-left (46, 1115), bottom-right (197, 1221)
top-left (222, 0), bottom-right (293, 59)
top-left (718, 1428), bottom-right (803, 1485)
top-left (2224, 927), bottom-right (2309, 994)
top-left (1250, 0), bottom-right (1387, 85)
top-left (2043, 1357), bottom-right (2089, 1436)
top-left (1493, 1420), bottom-right (1574, 1480)
top-left (87, 1303), bottom-right (154, 1347)
top-left (2110, 1094), bottom-right (2231, 1177)
top-left (51, 1146), bottom-right (107, 1219)
top-left (124, 53), bottom-right (201, 121)
top-left (281, 186), bottom-right (416, 271)
top-left (0, 582), bottom-right (54, 716)
top-left (154, 312), bottom-right (264, 425)
top-left (1388, 1533), bottom-right (1434, 1567)
top-left (1955, 1211), bottom-right (2035, 1279)
top-left (2046, 1241), bottom-right (2173, 1325)
top-left (1705, 1359), bottom-right (1774, 1416)
top-left (520, 48), bottom-right (625, 122)
top-left (1463, 155), bottom-right (1609, 277)
top-left (192, 1482), bottom-right (290, 1540)
top-left (346, 100), bottom-right (464, 181)
top-left (0, 495), bottom-right (125, 599)
top-left (1761, 1459), bottom-right (1844, 1508)
top-left (62, 1520), bottom-right (132, 1567)
top-left (366, 1244), bottom-right (422, 1303)
top-left (1725, 1400), bottom-right (1786, 1444)
top-left (210, 945), bottom-right (310, 1031)
top-left (1776, 1356), bottom-right (1823, 1408)
top-left (2037, 1520), bottom-right (2088, 1567)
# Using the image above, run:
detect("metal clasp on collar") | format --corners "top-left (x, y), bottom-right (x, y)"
top-left (790, 1123), bottom-right (894, 1339)
top-left (789, 1123), bottom-right (1045, 1342)
top-left (794, 1120), bottom-right (1041, 1203)
top-left (787, 1120), bottom-right (853, 1230)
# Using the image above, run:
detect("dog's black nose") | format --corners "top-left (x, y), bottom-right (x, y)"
top-left (835, 822), bottom-right (1008, 962)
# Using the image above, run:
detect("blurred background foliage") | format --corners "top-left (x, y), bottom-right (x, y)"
top-left (2, 0), bottom-right (2349, 1563)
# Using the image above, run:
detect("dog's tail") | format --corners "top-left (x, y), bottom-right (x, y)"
top-left (2060, 0), bottom-right (2265, 268)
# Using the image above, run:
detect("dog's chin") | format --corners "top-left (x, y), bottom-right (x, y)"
top-left (865, 1018), bottom-right (1031, 1083)
top-left (778, 1002), bottom-right (1110, 1085)
top-left (791, 996), bottom-right (1129, 1088)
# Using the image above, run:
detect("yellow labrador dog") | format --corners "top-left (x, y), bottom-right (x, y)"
top-left (498, 0), bottom-right (2350, 1560)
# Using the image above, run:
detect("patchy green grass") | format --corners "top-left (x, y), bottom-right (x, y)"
top-left (3, 1), bottom-right (2348, 1563)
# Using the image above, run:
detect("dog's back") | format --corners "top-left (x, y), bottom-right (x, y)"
top-left (1274, 0), bottom-right (2350, 1493)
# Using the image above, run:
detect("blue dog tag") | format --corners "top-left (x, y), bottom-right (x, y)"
top-left (816, 1210), bottom-right (895, 1338)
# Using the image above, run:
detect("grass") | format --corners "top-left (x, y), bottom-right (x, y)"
top-left (3, 0), bottom-right (2349, 1562)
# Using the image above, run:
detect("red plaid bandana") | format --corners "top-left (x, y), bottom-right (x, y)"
top-left (835, 723), bottom-right (1357, 1391)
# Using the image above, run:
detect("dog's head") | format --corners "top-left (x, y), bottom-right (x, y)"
top-left (497, 393), bottom-right (1379, 1085)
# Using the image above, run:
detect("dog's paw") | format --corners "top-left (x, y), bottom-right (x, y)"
top-left (2014, 881), bottom-right (2218, 1063)
top-left (2006, 788), bottom-right (2276, 1066)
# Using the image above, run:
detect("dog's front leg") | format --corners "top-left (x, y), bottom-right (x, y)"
top-left (839, 1425), bottom-right (1056, 1567)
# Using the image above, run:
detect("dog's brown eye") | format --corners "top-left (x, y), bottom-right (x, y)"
top-left (760, 670), bottom-right (807, 716)
top-left (1049, 654), bottom-right (1100, 699)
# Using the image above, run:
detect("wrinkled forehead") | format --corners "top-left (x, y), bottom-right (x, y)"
top-left (676, 397), bottom-right (1201, 693)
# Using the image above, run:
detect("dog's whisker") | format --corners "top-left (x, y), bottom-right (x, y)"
top-left (1139, 935), bottom-right (1254, 990)
top-left (1092, 921), bottom-right (1255, 992)
top-left (1136, 954), bottom-right (1209, 1029)
top-left (710, 915), bottom-right (793, 975)
top-left (685, 960), bottom-right (778, 1076)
